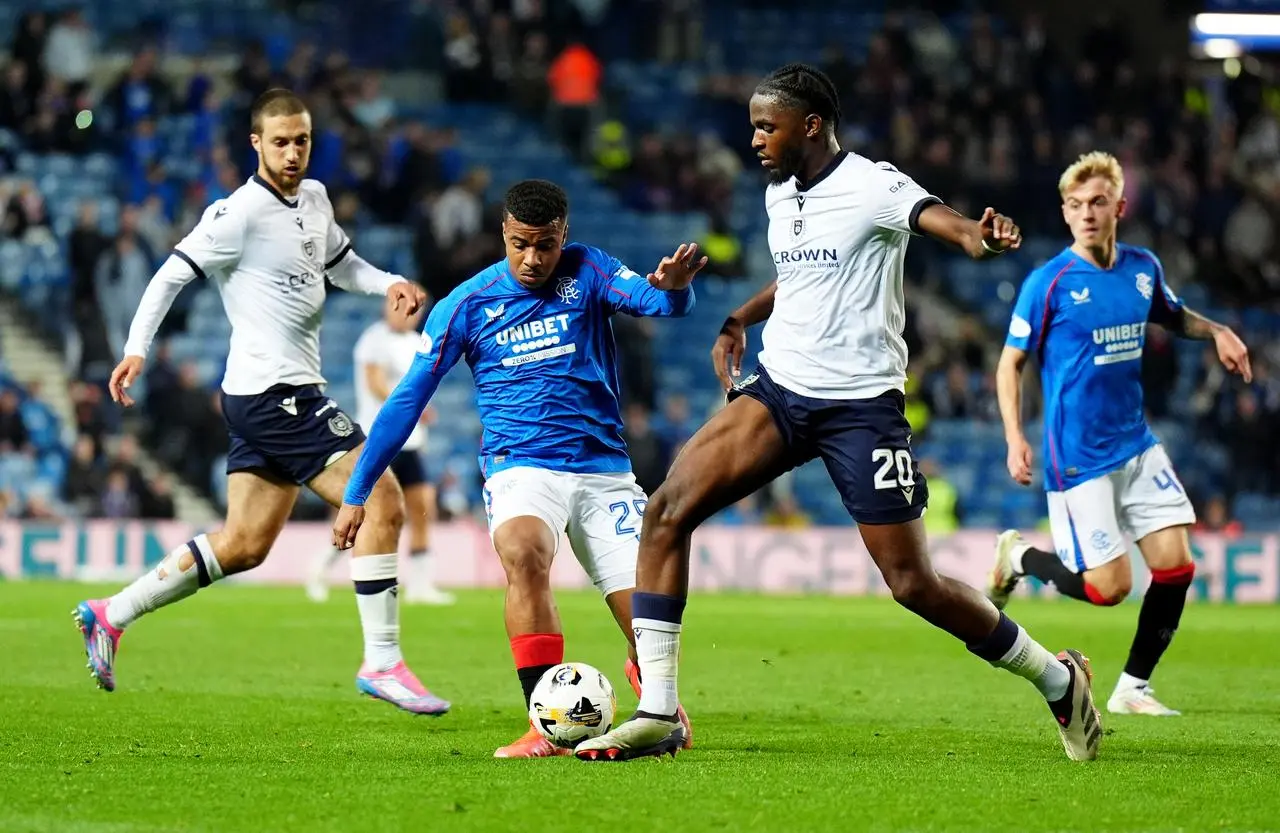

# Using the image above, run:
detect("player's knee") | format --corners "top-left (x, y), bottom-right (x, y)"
top-left (645, 482), bottom-right (694, 537)
top-left (1085, 575), bottom-right (1130, 606)
top-left (498, 541), bottom-right (554, 590)
top-left (885, 566), bottom-right (940, 612)
top-left (1084, 560), bottom-right (1132, 605)
top-left (364, 485), bottom-right (406, 533)
top-left (214, 529), bottom-right (271, 572)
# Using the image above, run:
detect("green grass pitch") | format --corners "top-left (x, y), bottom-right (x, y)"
top-left (2, 582), bottom-right (1278, 832)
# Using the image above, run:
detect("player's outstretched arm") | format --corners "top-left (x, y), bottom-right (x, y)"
top-left (109, 256), bottom-right (203, 406)
top-left (327, 250), bottom-right (426, 314)
top-left (916, 204), bottom-right (1022, 260)
top-left (597, 245), bottom-right (699, 318)
top-left (112, 199), bottom-right (245, 406)
top-left (996, 346), bottom-right (1033, 486)
top-left (1167, 307), bottom-right (1252, 383)
top-left (712, 281), bottom-right (777, 390)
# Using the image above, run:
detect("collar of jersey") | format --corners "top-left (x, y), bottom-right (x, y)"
top-left (252, 174), bottom-right (299, 208)
top-left (794, 150), bottom-right (849, 193)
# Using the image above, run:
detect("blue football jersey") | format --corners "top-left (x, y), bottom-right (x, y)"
top-left (344, 243), bottom-right (694, 505)
top-left (1005, 243), bottom-right (1183, 492)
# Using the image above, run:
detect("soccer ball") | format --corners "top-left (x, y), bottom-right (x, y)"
top-left (528, 662), bottom-right (617, 748)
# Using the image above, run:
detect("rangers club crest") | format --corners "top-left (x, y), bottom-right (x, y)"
top-left (1135, 272), bottom-right (1153, 300)
top-left (555, 276), bottom-right (581, 303)
top-left (792, 218), bottom-right (804, 237)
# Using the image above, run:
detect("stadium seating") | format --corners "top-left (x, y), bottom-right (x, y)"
top-left (3, 2), bottom-right (1276, 530)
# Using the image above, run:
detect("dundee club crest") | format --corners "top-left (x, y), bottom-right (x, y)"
top-left (792, 218), bottom-right (804, 237)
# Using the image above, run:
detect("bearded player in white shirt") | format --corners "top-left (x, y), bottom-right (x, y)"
top-left (307, 295), bottom-right (455, 606)
top-left (579, 63), bottom-right (1101, 762)
top-left (72, 89), bottom-right (450, 716)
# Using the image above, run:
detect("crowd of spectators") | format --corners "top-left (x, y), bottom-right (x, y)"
top-left (0, 3), bottom-right (1275, 527)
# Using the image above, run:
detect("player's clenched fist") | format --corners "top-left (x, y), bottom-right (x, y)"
top-left (387, 280), bottom-right (427, 315)
top-left (333, 502), bottom-right (366, 550)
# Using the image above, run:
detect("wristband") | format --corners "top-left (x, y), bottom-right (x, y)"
top-left (981, 238), bottom-right (1005, 255)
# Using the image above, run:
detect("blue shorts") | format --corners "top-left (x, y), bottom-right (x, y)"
top-left (221, 384), bottom-right (366, 484)
top-left (390, 449), bottom-right (429, 488)
top-left (729, 365), bottom-right (928, 525)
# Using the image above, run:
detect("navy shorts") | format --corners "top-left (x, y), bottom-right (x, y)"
top-left (390, 449), bottom-right (429, 488)
top-left (729, 365), bottom-right (928, 525)
top-left (221, 384), bottom-right (366, 484)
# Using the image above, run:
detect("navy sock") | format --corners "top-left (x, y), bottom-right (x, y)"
top-left (965, 611), bottom-right (1019, 662)
top-left (632, 591), bottom-right (686, 626)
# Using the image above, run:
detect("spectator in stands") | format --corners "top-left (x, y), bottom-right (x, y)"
top-left (106, 47), bottom-right (173, 131)
top-left (69, 381), bottom-right (109, 456)
top-left (764, 493), bottom-right (811, 528)
top-left (547, 39), bottom-right (602, 161)
top-left (613, 316), bottom-right (656, 410)
top-left (590, 119), bottom-right (632, 187)
top-left (0, 389), bottom-right (30, 453)
top-left (1225, 389), bottom-right (1275, 494)
top-left (99, 468), bottom-right (140, 519)
top-left (622, 402), bottom-right (668, 496)
top-left (920, 459), bottom-right (959, 536)
top-left (351, 71), bottom-right (395, 130)
top-left (0, 61), bottom-right (34, 130)
top-left (41, 7), bottom-right (94, 96)
top-left (95, 209), bottom-right (157, 360)
top-left (0, 487), bottom-right (14, 519)
top-left (442, 12), bottom-right (486, 102)
top-left (511, 31), bottom-right (551, 116)
top-left (1195, 495), bottom-right (1243, 538)
top-left (701, 213), bottom-right (744, 278)
top-left (717, 492), bottom-right (761, 526)
top-left (22, 487), bottom-right (62, 521)
top-left (63, 433), bottom-right (103, 516)
top-left (140, 472), bottom-right (176, 519)
top-left (924, 361), bottom-right (976, 420)
top-left (432, 167), bottom-right (489, 249)
top-left (1141, 325), bottom-right (1179, 420)
top-left (10, 12), bottom-right (46, 94)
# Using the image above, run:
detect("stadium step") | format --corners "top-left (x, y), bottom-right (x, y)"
top-left (0, 296), bottom-right (220, 525)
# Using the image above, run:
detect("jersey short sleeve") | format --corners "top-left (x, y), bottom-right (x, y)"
top-left (1007, 270), bottom-right (1051, 352)
top-left (869, 163), bottom-right (941, 235)
top-left (415, 289), bottom-right (471, 375)
top-left (1143, 251), bottom-right (1185, 327)
top-left (172, 199), bottom-right (246, 278)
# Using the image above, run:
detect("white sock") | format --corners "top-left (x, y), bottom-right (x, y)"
top-left (1115, 672), bottom-right (1148, 692)
top-left (1010, 541), bottom-right (1031, 574)
top-left (106, 534), bottom-right (224, 630)
top-left (993, 625), bottom-right (1071, 702)
top-left (351, 553), bottom-right (402, 672)
top-left (410, 548), bottom-right (435, 588)
top-left (634, 617), bottom-right (681, 717)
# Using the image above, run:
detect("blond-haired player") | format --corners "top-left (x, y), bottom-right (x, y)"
top-left (988, 151), bottom-right (1252, 716)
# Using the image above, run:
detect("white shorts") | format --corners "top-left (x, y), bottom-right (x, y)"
top-left (1046, 444), bottom-right (1196, 574)
top-left (482, 466), bottom-right (645, 596)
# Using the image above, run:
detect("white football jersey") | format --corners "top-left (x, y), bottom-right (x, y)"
top-left (759, 152), bottom-right (940, 400)
top-left (353, 320), bottom-right (427, 452)
top-left (172, 176), bottom-right (352, 395)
